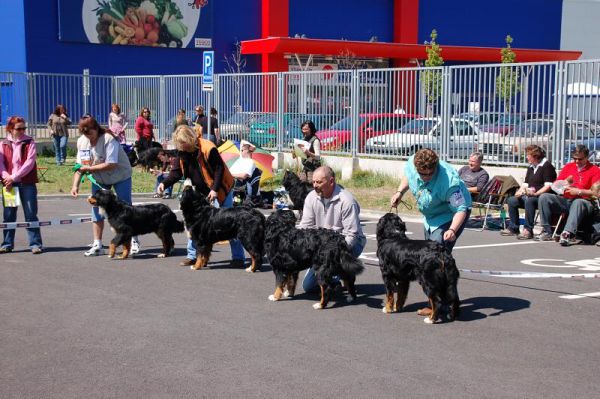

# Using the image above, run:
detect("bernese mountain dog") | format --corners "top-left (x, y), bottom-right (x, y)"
top-left (88, 189), bottom-right (185, 259)
top-left (265, 209), bottom-right (364, 309)
top-left (281, 170), bottom-right (313, 215)
top-left (179, 183), bottom-right (265, 272)
top-left (376, 213), bottom-right (460, 324)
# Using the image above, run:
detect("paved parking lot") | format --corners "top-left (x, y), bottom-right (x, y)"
top-left (1, 196), bottom-right (599, 398)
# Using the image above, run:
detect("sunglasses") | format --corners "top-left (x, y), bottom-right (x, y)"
top-left (573, 157), bottom-right (585, 161)
top-left (14, 127), bottom-right (26, 131)
top-left (418, 169), bottom-right (435, 177)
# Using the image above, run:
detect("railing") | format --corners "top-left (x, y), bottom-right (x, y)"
top-left (2, 59), bottom-right (600, 168)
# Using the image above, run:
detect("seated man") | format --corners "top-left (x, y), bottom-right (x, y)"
top-left (151, 149), bottom-right (176, 199)
top-left (229, 140), bottom-right (261, 198)
top-left (500, 145), bottom-right (557, 239)
top-left (536, 144), bottom-right (600, 245)
top-left (458, 152), bottom-right (489, 196)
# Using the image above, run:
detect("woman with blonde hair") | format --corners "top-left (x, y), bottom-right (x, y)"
top-left (158, 125), bottom-right (244, 268)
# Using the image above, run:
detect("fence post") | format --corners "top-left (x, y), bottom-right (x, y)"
top-left (440, 66), bottom-right (452, 161)
top-left (350, 69), bottom-right (360, 157)
top-left (553, 61), bottom-right (567, 168)
top-left (159, 75), bottom-right (166, 143)
top-left (26, 73), bottom-right (36, 138)
top-left (214, 74), bottom-right (220, 119)
top-left (276, 72), bottom-right (284, 152)
top-left (82, 68), bottom-right (90, 116)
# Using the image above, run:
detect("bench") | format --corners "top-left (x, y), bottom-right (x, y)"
top-left (37, 167), bottom-right (48, 182)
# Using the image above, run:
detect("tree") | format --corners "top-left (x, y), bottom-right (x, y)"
top-left (496, 35), bottom-right (521, 112)
top-left (223, 40), bottom-right (247, 112)
top-left (421, 30), bottom-right (444, 116)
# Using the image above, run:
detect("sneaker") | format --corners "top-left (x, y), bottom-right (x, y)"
top-left (559, 231), bottom-right (582, 247)
top-left (500, 228), bottom-right (519, 236)
top-left (0, 247), bottom-right (13, 254)
top-left (517, 229), bottom-right (533, 240)
top-left (535, 231), bottom-right (554, 242)
top-left (163, 194), bottom-right (171, 199)
top-left (84, 244), bottom-right (104, 256)
top-left (130, 239), bottom-right (140, 255)
top-left (229, 259), bottom-right (245, 268)
top-left (31, 247), bottom-right (42, 254)
top-left (179, 258), bottom-right (196, 267)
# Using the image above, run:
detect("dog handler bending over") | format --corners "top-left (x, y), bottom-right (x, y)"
top-left (390, 148), bottom-right (471, 252)
top-left (158, 125), bottom-right (245, 268)
top-left (299, 166), bottom-right (366, 292)
top-left (71, 116), bottom-right (140, 257)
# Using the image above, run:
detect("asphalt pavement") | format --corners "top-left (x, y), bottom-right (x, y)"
top-left (1, 196), bottom-right (599, 398)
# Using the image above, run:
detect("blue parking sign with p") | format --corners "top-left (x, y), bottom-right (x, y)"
top-left (202, 51), bottom-right (214, 91)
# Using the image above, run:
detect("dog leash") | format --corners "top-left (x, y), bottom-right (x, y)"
top-left (72, 163), bottom-right (104, 190)
top-left (389, 199), bottom-right (412, 214)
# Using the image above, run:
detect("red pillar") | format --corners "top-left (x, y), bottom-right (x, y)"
top-left (261, 0), bottom-right (289, 111)
top-left (393, 0), bottom-right (419, 114)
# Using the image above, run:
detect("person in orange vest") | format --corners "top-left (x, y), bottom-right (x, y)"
top-left (158, 125), bottom-right (245, 267)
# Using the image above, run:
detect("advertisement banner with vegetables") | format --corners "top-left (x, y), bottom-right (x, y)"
top-left (58, 0), bottom-right (213, 49)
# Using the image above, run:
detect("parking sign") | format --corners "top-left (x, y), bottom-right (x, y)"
top-left (202, 51), bottom-right (214, 91)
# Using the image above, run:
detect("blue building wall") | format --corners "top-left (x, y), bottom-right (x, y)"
top-left (21, 0), bottom-right (261, 76)
top-left (418, 0), bottom-right (563, 49)
top-left (0, 1), bottom-right (27, 72)
top-left (289, 0), bottom-right (393, 42)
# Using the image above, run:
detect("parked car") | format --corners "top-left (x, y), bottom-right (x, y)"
top-left (364, 117), bottom-right (480, 158)
top-left (565, 137), bottom-right (600, 164)
top-left (317, 113), bottom-right (418, 152)
top-left (478, 113), bottom-right (528, 135)
top-left (248, 113), bottom-right (293, 147)
top-left (478, 118), bottom-right (600, 163)
top-left (220, 111), bottom-right (261, 141)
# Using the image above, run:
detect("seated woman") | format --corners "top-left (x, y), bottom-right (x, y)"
top-left (500, 145), bottom-right (557, 239)
top-left (229, 140), bottom-right (261, 198)
top-left (151, 150), bottom-right (175, 199)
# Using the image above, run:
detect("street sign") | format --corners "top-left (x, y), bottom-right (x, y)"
top-left (202, 51), bottom-right (214, 91)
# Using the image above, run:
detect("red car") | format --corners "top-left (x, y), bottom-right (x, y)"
top-left (317, 113), bottom-right (419, 151)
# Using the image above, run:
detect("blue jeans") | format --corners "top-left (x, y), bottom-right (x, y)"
top-left (91, 177), bottom-right (132, 221)
top-left (506, 195), bottom-right (539, 232)
top-left (538, 193), bottom-right (593, 235)
top-left (423, 209), bottom-right (471, 252)
top-left (186, 189), bottom-right (245, 261)
top-left (155, 174), bottom-right (172, 196)
top-left (2, 183), bottom-right (43, 249)
top-left (302, 238), bottom-right (366, 293)
top-left (53, 135), bottom-right (68, 164)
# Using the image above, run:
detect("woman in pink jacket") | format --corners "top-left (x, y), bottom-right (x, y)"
top-left (134, 107), bottom-right (154, 152)
top-left (0, 116), bottom-right (43, 254)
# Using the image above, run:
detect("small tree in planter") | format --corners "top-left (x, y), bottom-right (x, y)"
top-left (496, 35), bottom-right (521, 113)
top-left (223, 40), bottom-right (247, 112)
top-left (421, 30), bottom-right (444, 116)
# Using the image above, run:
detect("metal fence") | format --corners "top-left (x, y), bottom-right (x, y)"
top-left (2, 59), bottom-right (600, 167)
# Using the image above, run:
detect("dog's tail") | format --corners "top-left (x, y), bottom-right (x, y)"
top-left (340, 249), bottom-right (364, 276)
top-left (166, 213), bottom-right (185, 233)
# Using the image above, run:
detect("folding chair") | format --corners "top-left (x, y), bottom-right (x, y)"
top-left (468, 175), bottom-right (520, 231)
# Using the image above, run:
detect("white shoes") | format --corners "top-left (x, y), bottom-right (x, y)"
top-left (130, 238), bottom-right (140, 255)
top-left (84, 243), bottom-right (104, 257)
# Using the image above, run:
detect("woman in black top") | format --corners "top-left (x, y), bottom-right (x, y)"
top-left (500, 145), bottom-right (557, 239)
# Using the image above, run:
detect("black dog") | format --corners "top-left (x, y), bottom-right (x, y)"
top-left (88, 189), bottom-right (184, 259)
top-left (265, 210), bottom-right (364, 309)
top-left (136, 146), bottom-right (173, 171)
top-left (376, 213), bottom-right (460, 324)
top-left (281, 170), bottom-right (312, 214)
top-left (179, 184), bottom-right (265, 272)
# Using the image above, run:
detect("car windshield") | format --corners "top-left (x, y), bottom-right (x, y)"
top-left (224, 113), bottom-right (254, 124)
top-left (254, 114), bottom-right (277, 124)
top-left (398, 119), bottom-right (436, 134)
top-left (496, 114), bottom-right (524, 126)
top-left (513, 120), bottom-right (551, 136)
top-left (329, 116), bottom-right (365, 130)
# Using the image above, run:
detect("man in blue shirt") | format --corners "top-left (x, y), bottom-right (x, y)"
top-left (390, 148), bottom-right (472, 252)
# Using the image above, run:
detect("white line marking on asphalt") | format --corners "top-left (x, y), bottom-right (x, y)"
top-left (559, 292), bottom-right (600, 299)
top-left (453, 241), bottom-right (541, 250)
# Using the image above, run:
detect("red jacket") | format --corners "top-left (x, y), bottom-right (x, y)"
top-left (556, 161), bottom-right (600, 199)
top-left (134, 116), bottom-right (154, 140)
